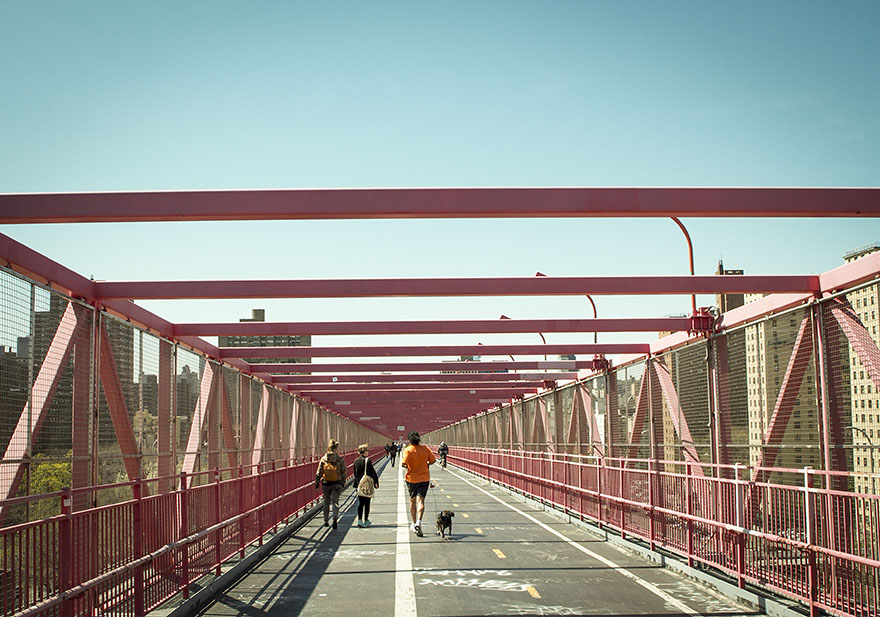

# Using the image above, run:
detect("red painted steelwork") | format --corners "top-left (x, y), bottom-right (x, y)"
top-left (95, 275), bottom-right (819, 299)
top-left (290, 382), bottom-right (544, 392)
top-left (2, 187), bottom-right (878, 222)
top-left (98, 321), bottom-right (150, 488)
top-left (271, 372), bottom-right (578, 383)
top-left (248, 360), bottom-right (601, 373)
top-left (0, 303), bottom-right (88, 506)
top-left (221, 343), bottom-right (649, 359)
top-left (176, 317), bottom-right (694, 336)
top-left (301, 389), bottom-right (535, 400)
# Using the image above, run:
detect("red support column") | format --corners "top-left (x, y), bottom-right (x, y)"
top-left (157, 340), bottom-right (173, 493)
top-left (179, 471), bottom-right (190, 599)
top-left (71, 304), bottom-right (93, 512)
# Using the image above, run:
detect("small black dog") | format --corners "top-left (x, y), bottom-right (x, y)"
top-left (436, 510), bottom-right (454, 539)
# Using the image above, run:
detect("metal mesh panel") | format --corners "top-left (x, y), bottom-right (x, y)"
top-left (557, 383), bottom-right (575, 453)
top-left (822, 284), bottom-right (880, 494)
top-left (0, 269), bottom-right (94, 520)
top-left (714, 327), bottom-right (751, 467)
top-left (96, 314), bottom-right (140, 501)
top-left (175, 347), bottom-right (202, 478)
top-left (654, 340), bottom-right (711, 467)
top-left (583, 374), bottom-right (606, 455)
top-left (609, 361), bottom-right (645, 459)
top-left (750, 308), bottom-right (821, 480)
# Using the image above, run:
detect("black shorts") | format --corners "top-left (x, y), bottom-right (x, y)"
top-left (406, 481), bottom-right (430, 500)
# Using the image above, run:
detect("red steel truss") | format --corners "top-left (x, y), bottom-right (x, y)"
top-left (2, 188), bottom-right (880, 617)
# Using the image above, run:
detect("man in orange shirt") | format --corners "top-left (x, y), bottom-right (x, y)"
top-left (401, 430), bottom-right (436, 537)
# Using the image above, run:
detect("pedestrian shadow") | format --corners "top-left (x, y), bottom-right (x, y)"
top-left (197, 488), bottom-right (364, 616)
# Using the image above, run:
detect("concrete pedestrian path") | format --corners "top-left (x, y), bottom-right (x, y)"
top-left (193, 458), bottom-right (760, 617)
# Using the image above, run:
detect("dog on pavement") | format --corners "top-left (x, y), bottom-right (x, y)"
top-left (436, 510), bottom-right (454, 539)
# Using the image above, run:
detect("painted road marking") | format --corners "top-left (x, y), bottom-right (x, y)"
top-left (462, 513), bottom-right (469, 518)
top-left (527, 585), bottom-right (541, 598)
top-left (475, 528), bottom-right (483, 534)
top-left (446, 494), bottom-right (451, 499)
top-left (453, 503), bottom-right (459, 507)
top-left (449, 469), bottom-right (703, 617)
top-left (395, 466), bottom-right (417, 617)
top-left (493, 548), bottom-right (507, 559)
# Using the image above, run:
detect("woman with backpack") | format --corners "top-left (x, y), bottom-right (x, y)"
top-left (352, 444), bottom-right (379, 527)
top-left (315, 439), bottom-right (346, 529)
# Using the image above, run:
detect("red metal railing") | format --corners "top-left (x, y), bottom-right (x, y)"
top-left (452, 447), bottom-right (880, 617)
top-left (0, 449), bottom-right (382, 617)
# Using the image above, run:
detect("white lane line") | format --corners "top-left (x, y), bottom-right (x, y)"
top-left (395, 465), bottom-right (417, 617)
top-left (449, 469), bottom-right (703, 616)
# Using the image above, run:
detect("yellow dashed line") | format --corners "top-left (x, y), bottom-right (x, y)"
top-left (453, 503), bottom-right (459, 507)
top-left (493, 548), bottom-right (506, 559)
top-left (446, 495), bottom-right (451, 499)
top-left (474, 528), bottom-right (483, 534)
top-left (462, 513), bottom-right (469, 518)
top-left (527, 585), bottom-right (541, 598)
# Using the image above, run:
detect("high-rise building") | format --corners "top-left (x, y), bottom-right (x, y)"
top-left (716, 260), bottom-right (745, 313)
top-left (218, 309), bottom-right (311, 367)
top-left (744, 293), bottom-right (819, 473)
top-left (843, 243), bottom-right (880, 493)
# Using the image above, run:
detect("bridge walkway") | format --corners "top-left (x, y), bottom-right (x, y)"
top-left (192, 460), bottom-right (759, 617)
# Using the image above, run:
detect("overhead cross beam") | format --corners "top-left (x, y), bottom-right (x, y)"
top-left (93, 275), bottom-right (818, 299)
top-left (270, 372), bottom-right (578, 383)
top-left (247, 360), bottom-right (602, 373)
top-left (174, 317), bottom-right (695, 336)
top-left (2, 187), bottom-right (878, 222)
top-left (219, 343), bottom-right (649, 358)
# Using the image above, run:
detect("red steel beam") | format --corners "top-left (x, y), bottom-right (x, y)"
top-left (247, 360), bottom-right (600, 373)
top-left (95, 275), bottom-right (818, 299)
top-left (221, 343), bottom-right (648, 358)
top-left (290, 382), bottom-right (544, 392)
top-left (271, 372), bottom-right (578, 383)
top-left (301, 390), bottom-right (532, 400)
top-left (2, 187), bottom-right (878, 222)
top-left (175, 317), bottom-right (694, 336)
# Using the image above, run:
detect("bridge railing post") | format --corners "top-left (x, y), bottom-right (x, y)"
top-left (686, 460), bottom-right (694, 567)
top-left (238, 465), bottom-right (246, 558)
top-left (59, 486), bottom-right (73, 617)
top-left (648, 459), bottom-right (656, 551)
top-left (133, 478), bottom-right (145, 617)
top-left (214, 469), bottom-right (222, 576)
top-left (734, 463), bottom-right (746, 589)
top-left (804, 467), bottom-right (819, 617)
top-left (179, 471), bottom-right (190, 600)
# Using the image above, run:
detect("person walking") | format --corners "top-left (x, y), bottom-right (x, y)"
top-left (352, 444), bottom-right (379, 527)
top-left (438, 441), bottom-right (449, 468)
top-left (401, 431), bottom-right (435, 537)
top-left (315, 439), bottom-right (346, 529)
top-left (389, 441), bottom-right (398, 467)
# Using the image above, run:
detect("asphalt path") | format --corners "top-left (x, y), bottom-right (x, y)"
top-left (195, 458), bottom-right (761, 617)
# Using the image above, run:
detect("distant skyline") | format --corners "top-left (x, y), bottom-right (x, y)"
top-left (1, 2), bottom-right (878, 359)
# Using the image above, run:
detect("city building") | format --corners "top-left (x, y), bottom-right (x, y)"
top-left (218, 309), bottom-right (311, 368)
top-left (715, 260), bottom-right (745, 313)
top-left (744, 293), bottom-right (820, 474)
top-left (844, 243), bottom-right (880, 493)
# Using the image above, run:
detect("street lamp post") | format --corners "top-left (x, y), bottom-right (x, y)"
top-left (845, 425), bottom-right (876, 494)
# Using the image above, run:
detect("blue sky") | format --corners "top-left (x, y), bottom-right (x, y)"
top-left (1, 1), bottom-right (879, 352)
